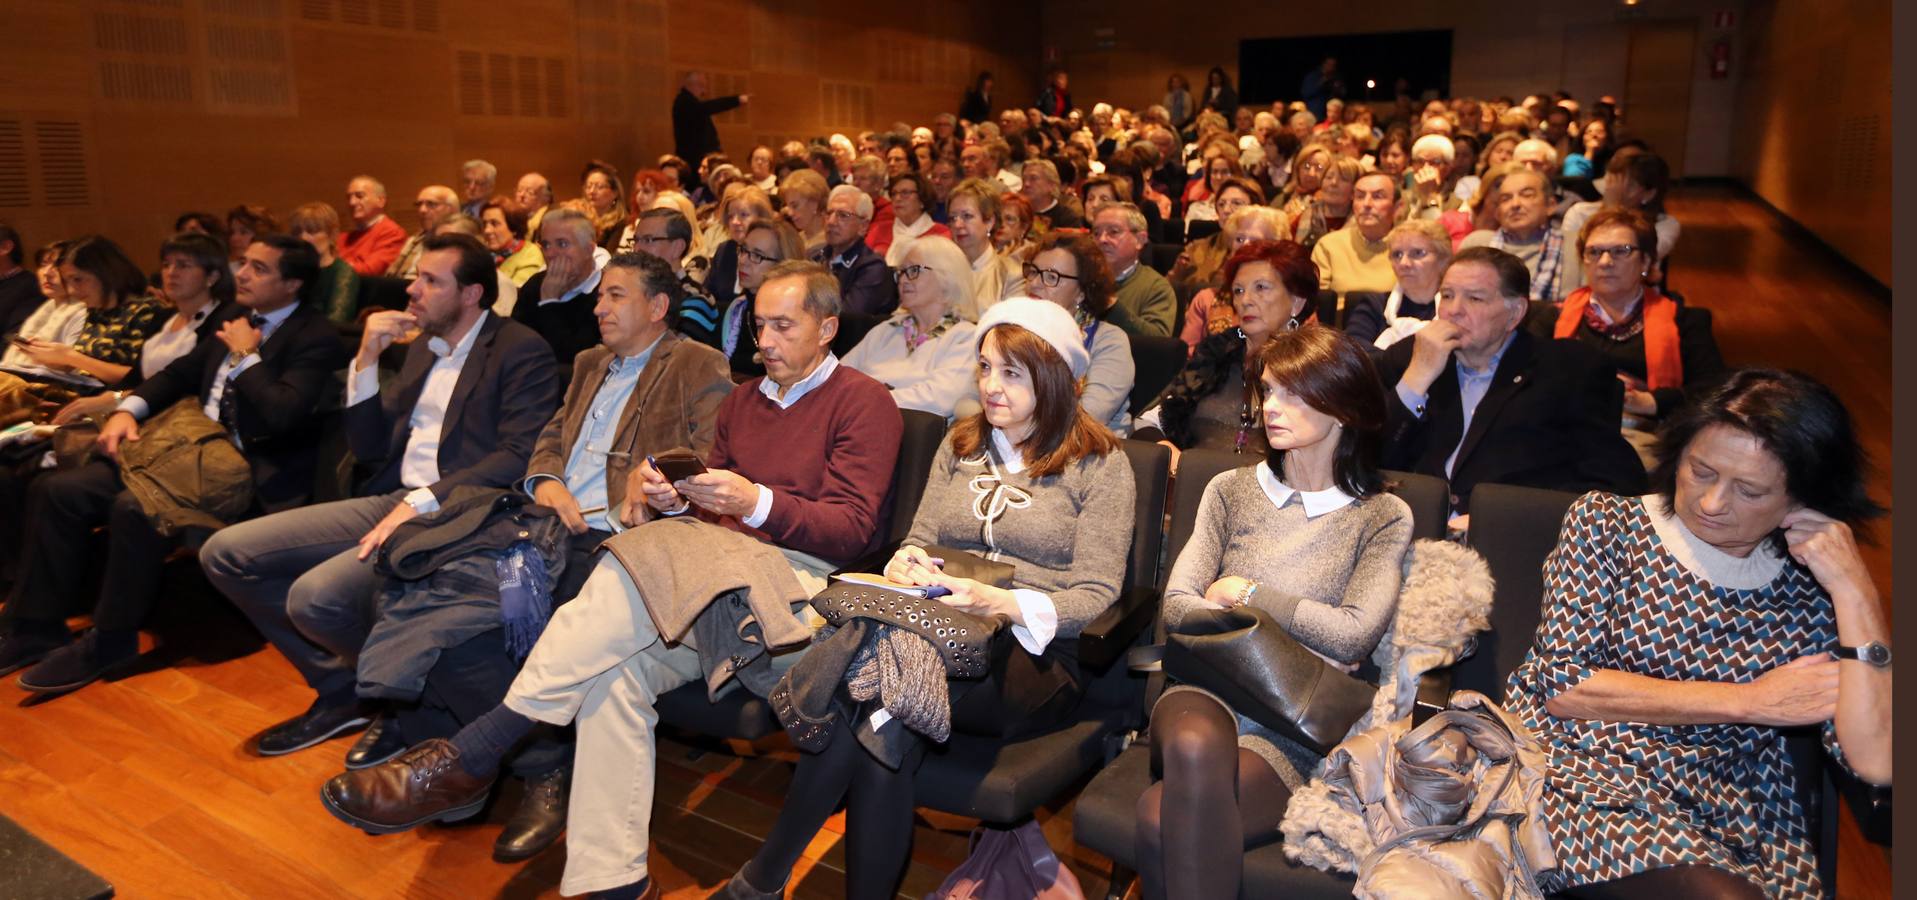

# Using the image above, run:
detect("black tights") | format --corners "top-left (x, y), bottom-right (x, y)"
top-left (741, 718), bottom-right (918, 900)
top-left (1134, 691), bottom-right (1292, 900)
top-left (1565, 865), bottom-right (1767, 900)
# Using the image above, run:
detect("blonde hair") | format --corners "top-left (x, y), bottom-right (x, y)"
top-left (780, 169), bottom-right (828, 206)
top-left (1385, 219), bottom-right (1453, 264)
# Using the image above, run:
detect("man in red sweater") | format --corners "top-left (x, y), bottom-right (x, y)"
top-left (339, 175), bottom-right (408, 277)
top-left (321, 261), bottom-right (903, 899)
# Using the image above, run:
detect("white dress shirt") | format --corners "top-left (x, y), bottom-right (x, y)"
top-left (345, 311), bottom-right (489, 513)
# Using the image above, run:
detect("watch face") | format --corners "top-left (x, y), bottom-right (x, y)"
top-left (1866, 643), bottom-right (1892, 666)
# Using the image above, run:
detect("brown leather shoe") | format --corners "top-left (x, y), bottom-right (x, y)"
top-left (319, 738), bottom-right (493, 834)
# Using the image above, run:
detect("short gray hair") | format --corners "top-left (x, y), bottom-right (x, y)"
top-left (827, 183), bottom-right (873, 220)
top-left (762, 259), bottom-right (842, 321)
top-left (462, 159), bottom-right (497, 182)
top-left (1093, 201), bottom-right (1147, 235)
top-left (1411, 134), bottom-right (1455, 163)
top-left (539, 207), bottom-right (595, 245)
top-left (349, 175), bottom-right (387, 198)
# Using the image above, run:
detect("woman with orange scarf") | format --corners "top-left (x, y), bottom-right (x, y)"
top-left (1549, 206), bottom-right (1723, 463)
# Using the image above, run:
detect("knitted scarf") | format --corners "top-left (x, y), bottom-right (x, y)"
top-left (1554, 286), bottom-right (1683, 390)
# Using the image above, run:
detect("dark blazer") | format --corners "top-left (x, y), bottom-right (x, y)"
top-left (0, 269), bottom-right (44, 340)
top-left (346, 313), bottom-right (559, 500)
top-left (1374, 328), bottom-right (1645, 513)
top-left (809, 240), bottom-right (897, 318)
top-left (130, 301), bottom-right (348, 513)
top-left (959, 89), bottom-right (991, 125)
top-left (512, 270), bottom-right (602, 385)
top-left (672, 87), bottom-right (742, 163)
top-left (706, 240), bottom-right (741, 312)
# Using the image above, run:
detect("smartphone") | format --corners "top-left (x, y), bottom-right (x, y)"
top-left (648, 452), bottom-right (708, 484)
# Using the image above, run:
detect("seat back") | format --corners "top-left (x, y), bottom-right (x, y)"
top-left (1077, 439), bottom-right (1171, 718)
top-left (885, 408), bottom-right (949, 546)
top-left (1383, 469), bottom-right (1449, 542)
top-left (1315, 289), bottom-right (1341, 328)
top-left (1451, 482), bottom-right (1578, 696)
top-left (1117, 440), bottom-right (1172, 593)
top-left (1148, 243), bottom-right (1183, 275)
top-left (356, 275), bottom-right (412, 313)
top-left (1161, 448), bottom-right (1248, 590)
top-left (1127, 334), bottom-right (1188, 416)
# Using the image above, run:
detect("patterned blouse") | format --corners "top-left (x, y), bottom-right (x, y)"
top-left (73, 290), bottom-right (169, 369)
top-left (1505, 493), bottom-right (1851, 898)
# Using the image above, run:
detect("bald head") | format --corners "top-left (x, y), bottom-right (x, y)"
top-left (515, 172), bottom-right (552, 211)
top-left (415, 185), bottom-right (460, 231)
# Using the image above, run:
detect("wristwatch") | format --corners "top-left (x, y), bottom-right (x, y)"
top-left (1831, 641), bottom-right (1892, 668)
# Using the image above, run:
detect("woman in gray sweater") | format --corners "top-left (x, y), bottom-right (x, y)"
top-left (1136, 324), bottom-right (1414, 900)
top-left (732, 299), bottom-right (1137, 900)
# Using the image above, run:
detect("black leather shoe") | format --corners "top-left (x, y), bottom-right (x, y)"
top-left (253, 697), bottom-right (371, 757)
top-left (492, 765), bottom-right (570, 862)
top-left (17, 631), bottom-right (136, 694)
top-left (0, 631), bottom-right (66, 678)
top-left (345, 713), bottom-right (407, 769)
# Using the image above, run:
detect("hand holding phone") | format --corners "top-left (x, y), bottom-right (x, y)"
top-left (648, 451), bottom-right (708, 485)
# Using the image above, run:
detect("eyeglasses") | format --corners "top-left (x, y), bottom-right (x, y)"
top-left (1300, 160), bottom-right (1328, 176)
top-left (1022, 263), bottom-right (1080, 287)
top-left (1581, 244), bottom-right (1641, 263)
top-left (1387, 247), bottom-right (1433, 263)
top-left (740, 246), bottom-right (779, 265)
top-left (893, 264), bottom-right (927, 282)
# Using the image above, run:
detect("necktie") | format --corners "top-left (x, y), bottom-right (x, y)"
top-left (218, 314), bottom-right (267, 436)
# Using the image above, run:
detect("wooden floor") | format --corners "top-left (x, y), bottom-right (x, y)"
top-left (0, 186), bottom-right (1892, 899)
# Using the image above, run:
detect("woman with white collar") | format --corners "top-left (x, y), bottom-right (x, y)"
top-left (840, 235), bottom-right (978, 418)
top-left (1341, 219), bottom-right (1451, 348)
top-left (881, 172), bottom-right (951, 268)
top-left (1131, 323), bottom-right (1414, 900)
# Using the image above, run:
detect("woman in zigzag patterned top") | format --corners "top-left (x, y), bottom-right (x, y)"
top-left (1505, 369), bottom-right (1892, 900)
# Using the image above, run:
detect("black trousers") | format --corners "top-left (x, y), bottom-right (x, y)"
top-left (1, 458), bottom-right (174, 636)
top-left (392, 531), bottom-right (607, 777)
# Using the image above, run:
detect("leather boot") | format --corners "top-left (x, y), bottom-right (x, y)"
top-left (320, 738), bottom-right (493, 834)
top-left (493, 764), bottom-right (569, 862)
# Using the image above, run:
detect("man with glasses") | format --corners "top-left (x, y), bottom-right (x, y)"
top-left (1091, 203), bottom-right (1174, 337)
top-left (628, 208), bottom-right (718, 349)
top-left (459, 160), bottom-right (497, 219)
top-left (808, 184), bottom-right (896, 317)
top-left (386, 185), bottom-right (461, 279)
top-left (1459, 167), bottom-right (1569, 301)
top-left (1312, 171), bottom-right (1400, 304)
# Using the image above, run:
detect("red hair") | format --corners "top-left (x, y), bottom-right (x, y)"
top-left (1221, 239), bottom-right (1317, 307)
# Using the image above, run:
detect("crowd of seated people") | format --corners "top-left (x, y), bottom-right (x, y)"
top-left (0, 72), bottom-right (1889, 900)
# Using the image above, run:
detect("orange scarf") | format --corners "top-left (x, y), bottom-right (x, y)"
top-left (1554, 287), bottom-right (1683, 390)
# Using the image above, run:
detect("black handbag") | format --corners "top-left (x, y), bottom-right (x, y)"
top-left (1160, 605), bottom-right (1375, 756)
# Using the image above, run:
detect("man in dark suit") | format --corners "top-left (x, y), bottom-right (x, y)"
top-left (808, 184), bottom-right (896, 318)
top-left (199, 233), bottom-right (556, 768)
top-left (1375, 246), bottom-right (1643, 528)
top-left (513, 208), bottom-right (606, 384)
top-left (671, 71), bottom-right (748, 165)
top-left (0, 234), bottom-right (349, 692)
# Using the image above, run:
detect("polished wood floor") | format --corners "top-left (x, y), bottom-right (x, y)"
top-left (0, 186), bottom-right (1891, 899)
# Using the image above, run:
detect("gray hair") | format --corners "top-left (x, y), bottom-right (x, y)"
top-left (1093, 201), bottom-right (1148, 235)
top-left (1021, 158), bottom-right (1060, 184)
top-left (461, 159), bottom-right (497, 182)
top-left (349, 175), bottom-right (388, 198)
top-left (903, 236), bottom-right (978, 322)
top-left (539, 207), bottom-right (596, 245)
top-left (1514, 138), bottom-right (1559, 166)
top-left (1411, 134), bottom-right (1456, 163)
top-left (762, 259), bottom-right (842, 321)
top-left (827, 183), bottom-right (873, 220)
top-left (1224, 204), bottom-right (1287, 241)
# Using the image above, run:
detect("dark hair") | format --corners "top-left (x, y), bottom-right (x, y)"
top-left (638, 207), bottom-right (692, 246)
top-left (255, 232), bottom-right (322, 303)
top-left (1221, 240), bottom-right (1317, 311)
top-left (35, 241), bottom-right (68, 270)
top-left (605, 251), bottom-right (686, 329)
top-left (951, 323), bottom-right (1120, 479)
top-left (418, 232), bottom-right (499, 308)
top-left (1651, 369), bottom-right (1884, 546)
top-left (58, 235), bottom-right (150, 305)
top-left (1207, 66), bottom-right (1233, 90)
top-left (888, 170), bottom-right (928, 198)
top-left (1354, 169), bottom-right (1400, 202)
top-left (973, 70), bottom-right (994, 91)
top-left (159, 231), bottom-right (236, 304)
top-left (1213, 175), bottom-right (1266, 207)
top-left (1271, 129), bottom-right (1302, 161)
top-left (1254, 324), bottom-right (1387, 498)
top-left (173, 211), bottom-right (226, 240)
top-left (481, 195), bottom-right (529, 239)
top-left (583, 159), bottom-right (626, 199)
top-left (1032, 230), bottom-right (1115, 315)
top-left (227, 204), bottom-right (278, 239)
top-left (0, 223), bottom-right (21, 266)
top-left (1447, 245), bottom-right (1531, 303)
top-left (1607, 149), bottom-right (1670, 217)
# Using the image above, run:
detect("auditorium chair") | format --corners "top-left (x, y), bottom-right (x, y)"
top-left (355, 275), bottom-right (412, 314)
top-left (1071, 451), bottom-right (1449, 900)
top-left (910, 439), bottom-right (1171, 824)
top-left (652, 407), bottom-right (949, 740)
top-left (1127, 335), bottom-right (1188, 417)
top-left (1313, 288), bottom-right (1341, 329)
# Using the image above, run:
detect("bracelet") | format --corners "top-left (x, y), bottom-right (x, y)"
top-left (1236, 580), bottom-right (1257, 608)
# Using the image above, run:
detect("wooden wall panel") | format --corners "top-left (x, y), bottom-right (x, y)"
top-left (1731, 0), bottom-right (1890, 285)
top-left (0, 0), bottom-right (1034, 259)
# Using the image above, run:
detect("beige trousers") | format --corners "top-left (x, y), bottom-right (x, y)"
top-left (503, 549), bottom-right (831, 895)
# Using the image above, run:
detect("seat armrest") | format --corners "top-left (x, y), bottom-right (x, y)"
top-left (1079, 587), bottom-right (1158, 672)
top-left (1411, 667), bottom-right (1452, 727)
